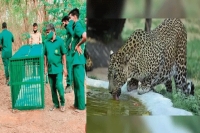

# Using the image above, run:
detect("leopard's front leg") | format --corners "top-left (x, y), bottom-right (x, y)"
top-left (137, 81), bottom-right (152, 95)
top-left (127, 78), bottom-right (138, 92)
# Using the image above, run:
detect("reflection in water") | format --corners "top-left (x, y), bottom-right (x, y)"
top-left (87, 116), bottom-right (151, 133)
top-left (87, 116), bottom-right (199, 133)
top-left (87, 86), bottom-right (150, 116)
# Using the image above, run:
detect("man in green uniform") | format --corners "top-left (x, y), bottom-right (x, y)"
top-left (62, 16), bottom-right (73, 93)
top-left (68, 8), bottom-right (87, 110)
top-left (0, 22), bottom-right (14, 85)
top-left (44, 23), bottom-right (67, 112)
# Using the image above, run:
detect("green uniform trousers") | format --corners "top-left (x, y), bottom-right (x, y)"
top-left (2, 58), bottom-right (10, 79)
top-left (73, 64), bottom-right (85, 110)
top-left (48, 73), bottom-right (65, 107)
top-left (66, 51), bottom-right (73, 86)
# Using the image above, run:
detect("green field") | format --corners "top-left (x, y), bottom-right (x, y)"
top-left (122, 0), bottom-right (200, 18)
top-left (121, 19), bottom-right (200, 115)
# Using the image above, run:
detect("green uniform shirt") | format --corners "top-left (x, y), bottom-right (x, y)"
top-left (0, 29), bottom-right (14, 58)
top-left (65, 20), bottom-right (73, 49)
top-left (69, 21), bottom-right (86, 65)
top-left (44, 36), bottom-right (66, 74)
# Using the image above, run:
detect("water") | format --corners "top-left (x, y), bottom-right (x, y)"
top-left (87, 116), bottom-right (195, 133)
top-left (87, 86), bottom-right (151, 116)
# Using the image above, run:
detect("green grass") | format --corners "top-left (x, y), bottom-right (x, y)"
top-left (122, 0), bottom-right (200, 18)
top-left (154, 39), bottom-right (200, 115)
top-left (187, 39), bottom-right (200, 79)
top-left (187, 26), bottom-right (200, 34)
top-left (182, 0), bottom-right (200, 17)
top-left (88, 76), bottom-right (98, 80)
top-left (155, 82), bottom-right (200, 115)
top-left (122, 0), bottom-right (163, 17)
top-left (121, 19), bottom-right (200, 41)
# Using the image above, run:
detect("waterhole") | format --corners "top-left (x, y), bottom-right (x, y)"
top-left (87, 85), bottom-right (151, 116)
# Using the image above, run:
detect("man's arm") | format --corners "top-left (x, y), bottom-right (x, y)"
top-left (39, 32), bottom-right (42, 44)
top-left (29, 33), bottom-right (32, 44)
top-left (0, 34), bottom-right (2, 49)
top-left (67, 20), bottom-right (75, 36)
top-left (12, 33), bottom-right (14, 42)
top-left (75, 32), bottom-right (87, 54)
top-left (77, 32), bottom-right (86, 47)
top-left (44, 55), bottom-right (47, 68)
top-left (62, 54), bottom-right (67, 77)
top-left (44, 55), bottom-right (48, 74)
top-left (60, 39), bottom-right (67, 76)
top-left (44, 42), bottom-right (48, 73)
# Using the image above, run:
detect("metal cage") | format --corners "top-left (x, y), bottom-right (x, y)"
top-left (9, 44), bottom-right (44, 110)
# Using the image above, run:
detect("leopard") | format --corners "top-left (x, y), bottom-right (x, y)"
top-left (108, 18), bottom-right (194, 100)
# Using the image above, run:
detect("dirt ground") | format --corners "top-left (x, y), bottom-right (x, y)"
top-left (0, 69), bottom-right (86, 133)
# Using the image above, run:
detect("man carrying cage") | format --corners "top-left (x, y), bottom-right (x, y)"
top-left (44, 23), bottom-right (67, 112)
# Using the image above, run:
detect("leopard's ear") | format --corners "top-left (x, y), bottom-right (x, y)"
top-left (110, 50), bottom-right (114, 58)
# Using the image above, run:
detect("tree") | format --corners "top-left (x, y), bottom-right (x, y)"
top-left (144, 0), bottom-right (152, 32)
top-left (40, 0), bottom-right (86, 42)
top-left (145, 19), bottom-right (152, 32)
top-left (0, 0), bottom-right (86, 50)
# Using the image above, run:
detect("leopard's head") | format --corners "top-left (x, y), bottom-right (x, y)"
top-left (108, 50), bottom-right (129, 100)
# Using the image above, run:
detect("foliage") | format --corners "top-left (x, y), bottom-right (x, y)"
top-left (155, 84), bottom-right (200, 115)
top-left (40, 0), bottom-right (86, 42)
top-left (122, 0), bottom-right (200, 18)
top-left (88, 76), bottom-right (98, 80)
top-left (172, 92), bottom-right (200, 115)
top-left (187, 39), bottom-right (200, 79)
top-left (0, 0), bottom-right (86, 50)
top-left (22, 32), bottom-right (31, 41)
